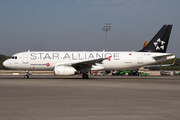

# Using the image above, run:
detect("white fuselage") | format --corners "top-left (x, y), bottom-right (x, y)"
top-left (3, 51), bottom-right (175, 71)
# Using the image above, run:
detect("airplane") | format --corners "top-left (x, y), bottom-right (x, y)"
top-left (3, 25), bottom-right (176, 79)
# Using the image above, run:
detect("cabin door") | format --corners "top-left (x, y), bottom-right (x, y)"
top-left (23, 53), bottom-right (29, 64)
top-left (137, 54), bottom-right (143, 64)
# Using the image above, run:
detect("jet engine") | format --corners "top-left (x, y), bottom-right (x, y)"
top-left (54, 66), bottom-right (76, 76)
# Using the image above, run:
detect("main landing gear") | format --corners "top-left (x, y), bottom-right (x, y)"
top-left (24, 70), bottom-right (29, 79)
top-left (82, 73), bottom-right (89, 79)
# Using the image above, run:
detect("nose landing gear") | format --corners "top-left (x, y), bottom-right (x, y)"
top-left (24, 70), bottom-right (29, 79)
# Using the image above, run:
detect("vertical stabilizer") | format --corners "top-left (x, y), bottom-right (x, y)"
top-left (139, 25), bottom-right (172, 53)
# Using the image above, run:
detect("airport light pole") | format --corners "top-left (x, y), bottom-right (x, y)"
top-left (102, 21), bottom-right (111, 51)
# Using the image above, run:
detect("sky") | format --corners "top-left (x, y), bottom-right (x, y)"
top-left (0, 0), bottom-right (180, 57)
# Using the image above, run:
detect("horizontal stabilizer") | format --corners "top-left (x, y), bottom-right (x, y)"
top-left (144, 56), bottom-right (176, 68)
top-left (152, 54), bottom-right (175, 60)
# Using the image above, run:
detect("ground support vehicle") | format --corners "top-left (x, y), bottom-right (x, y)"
top-left (160, 70), bottom-right (171, 76)
top-left (119, 71), bottom-right (131, 75)
top-left (112, 70), bottom-right (138, 76)
top-left (137, 71), bottom-right (150, 76)
top-left (97, 71), bottom-right (106, 76)
top-left (173, 71), bottom-right (180, 76)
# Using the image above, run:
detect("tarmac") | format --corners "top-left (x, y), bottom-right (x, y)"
top-left (0, 75), bottom-right (180, 120)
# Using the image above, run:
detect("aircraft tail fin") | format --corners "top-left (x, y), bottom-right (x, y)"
top-left (139, 25), bottom-right (172, 53)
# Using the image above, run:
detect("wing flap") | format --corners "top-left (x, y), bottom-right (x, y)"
top-left (71, 58), bottom-right (106, 70)
top-left (55, 56), bottom-right (111, 71)
top-left (72, 56), bottom-right (112, 71)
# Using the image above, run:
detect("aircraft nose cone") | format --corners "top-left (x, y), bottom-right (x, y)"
top-left (3, 60), bottom-right (8, 68)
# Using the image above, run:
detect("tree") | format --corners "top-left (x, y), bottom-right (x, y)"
top-left (0, 54), bottom-right (10, 70)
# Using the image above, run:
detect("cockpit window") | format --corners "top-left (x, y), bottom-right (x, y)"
top-left (10, 56), bottom-right (17, 59)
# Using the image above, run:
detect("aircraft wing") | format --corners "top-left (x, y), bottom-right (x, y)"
top-left (57, 56), bottom-right (112, 71)
top-left (71, 56), bottom-right (112, 71)
top-left (71, 58), bottom-right (105, 70)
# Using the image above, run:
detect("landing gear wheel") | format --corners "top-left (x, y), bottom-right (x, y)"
top-left (24, 75), bottom-right (29, 79)
top-left (82, 74), bottom-right (89, 79)
top-left (24, 70), bottom-right (30, 79)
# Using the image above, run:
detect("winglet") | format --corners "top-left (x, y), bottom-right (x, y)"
top-left (106, 56), bottom-right (112, 61)
top-left (172, 58), bottom-right (176, 65)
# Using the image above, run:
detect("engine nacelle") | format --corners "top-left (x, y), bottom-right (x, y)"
top-left (54, 66), bottom-right (76, 76)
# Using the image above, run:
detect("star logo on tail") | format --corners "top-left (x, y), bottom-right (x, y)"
top-left (154, 38), bottom-right (165, 50)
